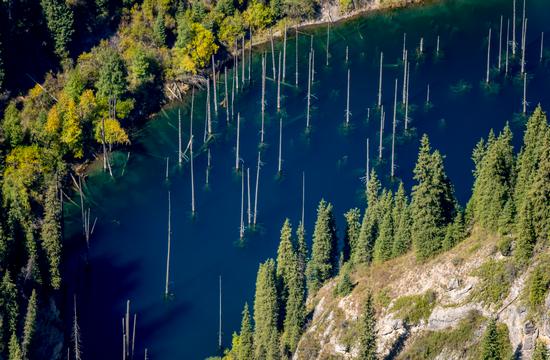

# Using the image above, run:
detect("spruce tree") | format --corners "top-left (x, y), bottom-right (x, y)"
top-left (1, 271), bottom-right (19, 333)
top-left (8, 333), bottom-right (22, 360)
top-left (306, 200), bottom-right (338, 293)
top-left (41, 181), bottom-right (62, 289)
top-left (296, 222), bottom-right (307, 274)
top-left (40, 0), bottom-right (74, 59)
top-left (480, 318), bottom-right (500, 360)
top-left (373, 191), bottom-right (394, 262)
top-left (392, 182), bottom-right (411, 257)
top-left (253, 259), bottom-right (279, 359)
top-left (281, 255), bottom-right (305, 355)
top-left (21, 289), bottom-right (38, 357)
top-left (411, 135), bottom-right (456, 260)
top-left (154, 12), bottom-right (167, 46)
top-left (471, 125), bottom-right (515, 232)
top-left (515, 200), bottom-right (537, 265)
top-left (442, 210), bottom-right (465, 251)
top-left (237, 303), bottom-right (253, 360)
top-left (357, 292), bottom-right (377, 360)
top-left (354, 170), bottom-right (381, 265)
top-left (276, 219), bottom-right (296, 301)
top-left (515, 106), bottom-right (549, 213)
top-left (343, 208), bottom-right (361, 263)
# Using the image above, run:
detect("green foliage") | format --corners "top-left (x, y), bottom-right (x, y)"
top-left (527, 263), bottom-right (550, 311)
top-left (282, 0), bottom-right (316, 19)
top-left (21, 290), bottom-right (38, 357)
top-left (533, 340), bottom-right (549, 360)
top-left (343, 208), bottom-right (361, 263)
top-left (40, 181), bottom-right (62, 289)
top-left (40, 0), bottom-right (74, 59)
top-left (218, 12), bottom-right (245, 48)
top-left (411, 135), bottom-right (456, 260)
top-left (153, 12), bottom-right (167, 46)
top-left (373, 191), bottom-right (394, 262)
top-left (396, 311), bottom-right (484, 360)
top-left (392, 182), bottom-right (411, 257)
top-left (2, 102), bottom-right (25, 147)
top-left (243, 1), bottom-right (273, 30)
top-left (339, 0), bottom-right (354, 13)
top-left (480, 319), bottom-right (512, 360)
top-left (442, 210), bottom-right (466, 251)
top-left (237, 303), bottom-right (253, 360)
top-left (357, 292), bottom-right (377, 360)
top-left (276, 219), bottom-right (296, 301)
top-left (173, 21), bottom-right (218, 74)
top-left (253, 259), bottom-right (279, 360)
top-left (1, 271), bottom-right (19, 334)
top-left (8, 333), bottom-right (22, 360)
top-left (353, 170), bottom-right (381, 265)
top-left (296, 222), bottom-right (307, 274)
top-left (472, 259), bottom-right (514, 306)
top-left (391, 290), bottom-right (436, 325)
top-left (334, 263), bottom-right (354, 297)
top-left (281, 250), bottom-right (306, 355)
top-left (306, 200), bottom-right (338, 293)
top-left (95, 47), bottom-right (128, 100)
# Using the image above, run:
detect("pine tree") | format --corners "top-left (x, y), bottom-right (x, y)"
top-left (1, 271), bottom-right (19, 333)
top-left (21, 289), bottom-right (38, 357)
top-left (96, 47), bottom-right (128, 100)
top-left (276, 219), bottom-right (296, 301)
top-left (306, 200), bottom-right (338, 293)
top-left (281, 256), bottom-right (305, 355)
top-left (40, 0), bottom-right (74, 59)
top-left (392, 182), bottom-right (411, 257)
top-left (253, 259), bottom-right (279, 359)
top-left (296, 222), bottom-right (307, 274)
top-left (373, 191), bottom-right (394, 262)
top-left (354, 170), bottom-right (381, 265)
top-left (480, 318), bottom-right (500, 360)
top-left (237, 303), bottom-right (253, 360)
top-left (411, 135), bottom-right (456, 260)
top-left (8, 333), bottom-right (22, 360)
top-left (515, 200), bottom-right (537, 265)
top-left (442, 210), bottom-right (465, 251)
top-left (471, 124), bottom-right (515, 232)
top-left (515, 106), bottom-right (549, 213)
top-left (343, 208), bottom-right (361, 263)
top-left (41, 181), bottom-right (62, 289)
top-left (154, 12), bottom-right (167, 46)
top-left (533, 340), bottom-right (549, 360)
top-left (357, 292), bottom-right (377, 360)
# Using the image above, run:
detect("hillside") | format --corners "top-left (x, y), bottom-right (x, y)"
top-left (294, 228), bottom-right (549, 359)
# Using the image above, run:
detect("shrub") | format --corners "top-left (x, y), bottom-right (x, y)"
top-left (391, 290), bottom-right (437, 325)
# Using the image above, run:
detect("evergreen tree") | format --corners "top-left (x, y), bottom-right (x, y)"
top-left (253, 259), bottom-right (279, 359)
top-left (276, 219), bottom-right (296, 300)
top-left (40, 181), bottom-right (62, 289)
top-left (237, 303), bottom-right (253, 360)
top-left (392, 182), bottom-right (411, 257)
top-left (515, 106), bottom-right (549, 213)
top-left (480, 318), bottom-right (500, 360)
top-left (154, 12), bottom-right (167, 46)
top-left (471, 124), bottom-right (515, 232)
top-left (411, 135), bottom-right (456, 260)
top-left (281, 258), bottom-right (305, 355)
top-left (342, 208), bottom-right (361, 263)
top-left (96, 47), bottom-right (128, 100)
top-left (515, 200), bottom-right (537, 265)
top-left (373, 191), bottom-right (394, 262)
top-left (2, 101), bottom-right (24, 148)
top-left (296, 222), bottom-right (307, 274)
top-left (267, 329), bottom-right (280, 360)
top-left (306, 200), bottom-right (338, 293)
top-left (357, 292), bottom-right (377, 360)
top-left (40, 0), bottom-right (74, 59)
top-left (21, 289), bottom-right (38, 357)
top-left (533, 340), bottom-right (549, 360)
top-left (1, 271), bottom-right (19, 334)
top-left (442, 210), bottom-right (465, 251)
top-left (8, 333), bottom-right (21, 360)
top-left (354, 170), bottom-right (381, 264)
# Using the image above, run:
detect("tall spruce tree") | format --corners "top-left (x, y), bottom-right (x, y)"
top-left (471, 124), bottom-right (515, 232)
top-left (281, 252), bottom-right (305, 355)
top-left (237, 303), bottom-right (253, 360)
top-left (373, 191), bottom-right (394, 262)
top-left (1, 271), bottom-right (19, 334)
top-left (343, 208), bottom-right (361, 263)
top-left (480, 318), bottom-right (500, 360)
top-left (253, 259), bottom-right (279, 359)
top-left (357, 292), bottom-right (377, 360)
top-left (306, 200), bottom-right (338, 293)
top-left (8, 333), bottom-right (21, 360)
top-left (353, 170), bottom-right (381, 265)
top-left (392, 182), bottom-right (411, 257)
top-left (411, 135), bottom-right (456, 260)
top-left (41, 181), bottom-right (62, 289)
top-left (276, 219), bottom-right (296, 301)
top-left (21, 289), bottom-right (37, 357)
top-left (40, 0), bottom-right (74, 59)
top-left (296, 222), bottom-right (307, 275)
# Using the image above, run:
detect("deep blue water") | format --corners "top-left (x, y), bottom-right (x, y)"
top-left (63, 0), bottom-right (550, 358)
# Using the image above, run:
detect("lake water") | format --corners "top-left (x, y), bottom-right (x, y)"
top-left (62, 0), bottom-right (550, 358)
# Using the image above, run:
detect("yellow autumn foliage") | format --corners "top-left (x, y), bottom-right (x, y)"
top-left (94, 118), bottom-right (130, 145)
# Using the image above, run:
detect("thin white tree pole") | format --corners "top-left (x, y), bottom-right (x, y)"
top-left (235, 113), bottom-right (241, 171)
top-left (242, 36), bottom-right (245, 86)
top-left (248, 29), bottom-right (252, 81)
top-left (283, 25), bottom-right (287, 82)
top-left (306, 51), bottom-right (312, 129)
top-left (345, 46), bottom-right (349, 63)
top-left (165, 157), bottom-right (169, 180)
top-left (506, 19), bottom-right (510, 75)
top-left (212, 55), bottom-right (218, 115)
top-left (207, 78), bottom-right (212, 136)
top-left (165, 191), bottom-right (171, 298)
top-left (326, 22), bottom-right (330, 66)
top-left (190, 89), bottom-right (196, 215)
top-left (486, 28), bottom-right (492, 84)
top-left (235, 40), bottom-right (239, 92)
top-left (419, 37), bottom-right (424, 55)
top-left (521, 0), bottom-right (526, 57)
top-left (131, 314), bottom-right (136, 360)
top-left (218, 275), bottom-right (222, 349)
top-left (405, 62), bottom-right (410, 130)
top-left (261, 56), bottom-right (266, 144)
top-left (277, 51), bottom-right (282, 112)
top-left (523, 72), bottom-right (527, 114)
top-left (512, 0), bottom-right (517, 56)
top-left (178, 109), bottom-right (182, 165)
top-left (378, 52), bottom-right (383, 107)
top-left (253, 151), bottom-right (261, 226)
top-left (247, 168), bottom-right (251, 226)
top-left (426, 83), bottom-right (430, 105)
top-left (391, 78), bottom-right (398, 178)
top-left (436, 35), bottom-right (440, 56)
top-left (345, 68), bottom-right (351, 125)
top-left (278, 117), bottom-right (283, 173)
top-left (366, 138), bottom-right (370, 186)
top-left (205, 149), bottom-right (211, 186)
top-left (296, 28), bottom-right (299, 86)
top-left (301, 172), bottom-right (305, 226)
top-left (225, 67), bottom-right (229, 123)
top-left (231, 64), bottom-right (235, 121)
top-left (270, 30), bottom-right (276, 80)
top-left (498, 16), bottom-right (503, 70)
top-left (541, 32), bottom-right (545, 63)
top-left (402, 33), bottom-right (407, 62)
top-left (521, 19), bottom-right (528, 75)
top-left (73, 295), bottom-right (81, 360)
top-left (240, 171), bottom-right (245, 239)
top-left (379, 105), bottom-right (384, 159)
top-left (402, 50), bottom-right (407, 105)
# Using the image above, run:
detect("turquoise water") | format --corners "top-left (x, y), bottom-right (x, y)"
top-left (63, 0), bottom-right (550, 358)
